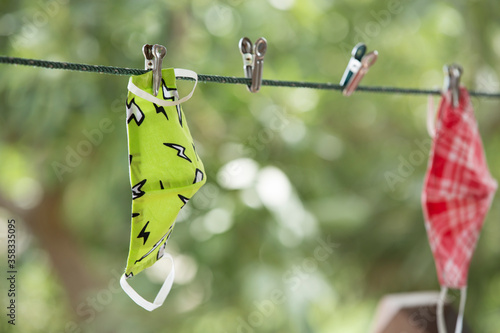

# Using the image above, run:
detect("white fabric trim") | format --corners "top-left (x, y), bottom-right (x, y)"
top-left (120, 253), bottom-right (175, 311)
top-left (127, 68), bottom-right (198, 107)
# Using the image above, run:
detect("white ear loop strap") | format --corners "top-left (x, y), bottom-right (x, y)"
top-left (120, 254), bottom-right (175, 311)
top-left (455, 287), bottom-right (467, 333)
top-left (437, 286), bottom-right (467, 333)
top-left (127, 68), bottom-right (198, 107)
top-left (437, 286), bottom-right (448, 333)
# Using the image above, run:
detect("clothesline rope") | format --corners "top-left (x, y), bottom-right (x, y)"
top-left (1, 55), bottom-right (500, 98)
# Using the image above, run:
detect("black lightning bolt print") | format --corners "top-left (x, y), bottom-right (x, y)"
top-left (134, 225), bottom-right (173, 264)
top-left (126, 98), bottom-right (145, 126)
top-left (137, 221), bottom-right (150, 245)
top-left (131, 179), bottom-right (147, 200)
top-left (162, 81), bottom-right (176, 101)
top-left (163, 143), bottom-right (192, 163)
top-left (125, 272), bottom-right (134, 278)
top-left (178, 194), bottom-right (190, 208)
top-left (154, 103), bottom-right (168, 120)
top-left (159, 180), bottom-right (164, 189)
top-left (162, 83), bottom-right (183, 127)
top-left (193, 169), bottom-right (204, 184)
top-left (132, 213), bottom-right (140, 218)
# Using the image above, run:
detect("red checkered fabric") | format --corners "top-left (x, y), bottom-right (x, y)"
top-left (422, 87), bottom-right (497, 288)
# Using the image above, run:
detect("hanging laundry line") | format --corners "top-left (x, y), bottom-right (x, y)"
top-left (1, 55), bottom-right (500, 98)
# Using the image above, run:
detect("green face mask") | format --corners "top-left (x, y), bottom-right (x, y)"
top-left (120, 68), bottom-right (204, 311)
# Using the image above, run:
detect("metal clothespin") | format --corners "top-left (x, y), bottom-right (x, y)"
top-left (143, 44), bottom-right (154, 70)
top-left (443, 64), bottom-right (463, 108)
top-left (142, 44), bottom-right (167, 97)
top-left (239, 37), bottom-right (267, 93)
top-left (340, 43), bottom-right (378, 96)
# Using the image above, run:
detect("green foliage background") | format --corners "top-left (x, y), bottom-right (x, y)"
top-left (0, 0), bottom-right (500, 332)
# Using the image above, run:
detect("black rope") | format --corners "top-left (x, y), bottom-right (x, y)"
top-left (0, 56), bottom-right (147, 75)
top-left (1, 55), bottom-right (500, 98)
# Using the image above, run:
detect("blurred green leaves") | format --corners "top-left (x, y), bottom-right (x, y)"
top-left (1, 0), bottom-right (500, 332)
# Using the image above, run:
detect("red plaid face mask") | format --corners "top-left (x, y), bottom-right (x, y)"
top-left (422, 87), bottom-right (497, 333)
